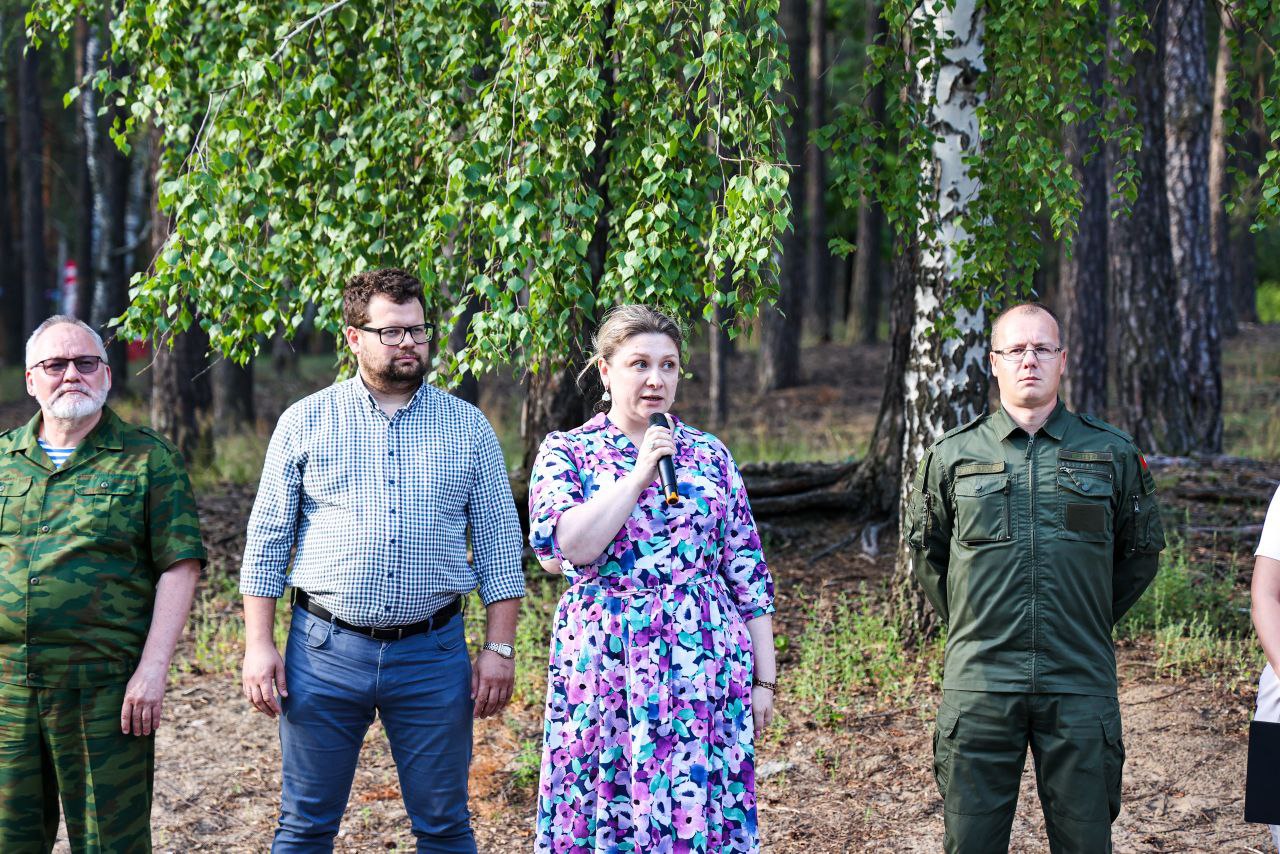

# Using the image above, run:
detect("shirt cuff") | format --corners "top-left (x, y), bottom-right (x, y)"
top-left (239, 569), bottom-right (288, 599)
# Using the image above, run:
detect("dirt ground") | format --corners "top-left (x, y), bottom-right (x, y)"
top-left (5, 327), bottom-right (1278, 853)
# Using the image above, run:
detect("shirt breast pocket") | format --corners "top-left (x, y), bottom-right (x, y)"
top-left (952, 466), bottom-right (1011, 545)
top-left (0, 475), bottom-right (32, 536)
top-left (74, 473), bottom-right (140, 542)
top-left (1057, 464), bottom-right (1114, 543)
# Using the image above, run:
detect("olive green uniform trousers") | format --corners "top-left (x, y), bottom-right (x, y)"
top-left (0, 680), bottom-right (153, 853)
top-left (934, 690), bottom-right (1125, 854)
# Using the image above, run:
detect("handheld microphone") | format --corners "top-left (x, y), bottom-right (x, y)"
top-left (647, 412), bottom-right (680, 505)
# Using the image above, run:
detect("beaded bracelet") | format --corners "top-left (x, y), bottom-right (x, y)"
top-left (752, 679), bottom-right (776, 692)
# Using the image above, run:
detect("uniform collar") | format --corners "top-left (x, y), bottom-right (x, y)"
top-left (992, 398), bottom-right (1068, 441)
top-left (3, 405), bottom-right (124, 467)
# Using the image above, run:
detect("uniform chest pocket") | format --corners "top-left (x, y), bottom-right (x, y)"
top-left (0, 475), bottom-right (33, 536)
top-left (74, 473), bottom-right (140, 540)
top-left (953, 468), bottom-right (1011, 544)
top-left (1057, 465), bottom-right (1113, 542)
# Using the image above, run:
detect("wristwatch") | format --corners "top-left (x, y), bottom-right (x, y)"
top-left (483, 641), bottom-right (515, 660)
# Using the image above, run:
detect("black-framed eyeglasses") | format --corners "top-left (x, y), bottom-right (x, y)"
top-left (29, 356), bottom-right (105, 375)
top-left (355, 324), bottom-right (433, 346)
top-left (991, 346), bottom-right (1064, 363)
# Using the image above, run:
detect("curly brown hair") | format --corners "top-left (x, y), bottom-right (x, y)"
top-left (342, 268), bottom-right (426, 328)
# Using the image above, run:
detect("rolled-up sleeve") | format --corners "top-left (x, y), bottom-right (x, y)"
top-left (528, 432), bottom-right (584, 571)
top-left (239, 408), bottom-right (303, 599)
top-left (465, 411), bottom-right (525, 605)
top-left (717, 447), bottom-right (774, 620)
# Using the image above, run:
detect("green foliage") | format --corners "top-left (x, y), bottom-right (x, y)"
top-left (1222, 4), bottom-right (1280, 231)
top-left (786, 589), bottom-right (942, 724)
top-left (1116, 532), bottom-right (1251, 639)
top-left (30, 1), bottom-right (791, 382)
top-left (1258, 280), bottom-right (1280, 324)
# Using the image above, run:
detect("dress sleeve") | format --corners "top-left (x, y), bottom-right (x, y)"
top-left (528, 431), bottom-right (584, 572)
top-left (717, 446), bottom-right (774, 619)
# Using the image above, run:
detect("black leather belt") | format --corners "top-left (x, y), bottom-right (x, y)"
top-left (291, 589), bottom-right (460, 641)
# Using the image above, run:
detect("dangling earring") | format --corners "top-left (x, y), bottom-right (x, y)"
top-left (601, 389), bottom-right (611, 402)
top-left (594, 387), bottom-right (611, 414)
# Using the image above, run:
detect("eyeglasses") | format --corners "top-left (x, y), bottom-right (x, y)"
top-left (29, 356), bottom-right (105, 375)
top-left (991, 346), bottom-right (1064, 363)
top-left (355, 324), bottom-right (433, 346)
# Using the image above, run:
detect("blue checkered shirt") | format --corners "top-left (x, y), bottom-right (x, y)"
top-left (239, 377), bottom-right (525, 625)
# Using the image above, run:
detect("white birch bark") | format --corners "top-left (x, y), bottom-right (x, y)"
top-left (895, 0), bottom-right (991, 633)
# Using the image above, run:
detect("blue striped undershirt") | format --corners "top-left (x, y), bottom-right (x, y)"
top-left (37, 438), bottom-right (75, 469)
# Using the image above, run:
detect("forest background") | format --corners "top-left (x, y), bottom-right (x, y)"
top-left (1, 0), bottom-right (1279, 850)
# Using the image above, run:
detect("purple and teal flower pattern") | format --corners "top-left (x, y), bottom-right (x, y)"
top-left (528, 413), bottom-right (774, 854)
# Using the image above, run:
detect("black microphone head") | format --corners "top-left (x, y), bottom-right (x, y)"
top-left (648, 412), bottom-right (668, 428)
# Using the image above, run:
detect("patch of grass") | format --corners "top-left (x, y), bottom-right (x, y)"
top-left (1116, 533), bottom-right (1260, 688)
top-left (464, 569), bottom-right (563, 708)
top-left (1223, 320), bottom-right (1280, 460)
top-left (180, 583), bottom-right (291, 676)
top-left (713, 422), bottom-right (869, 464)
top-left (191, 430), bottom-right (271, 490)
top-left (0, 366), bottom-right (23, 404)
top-left (787, 588), bottom-right (941, 724)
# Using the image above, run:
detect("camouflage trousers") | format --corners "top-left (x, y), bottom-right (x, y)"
top-left (0, 679), bottom-right (153, 854)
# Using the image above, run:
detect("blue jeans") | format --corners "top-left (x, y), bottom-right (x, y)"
top-left (273, 605), bottom-right (476, 853)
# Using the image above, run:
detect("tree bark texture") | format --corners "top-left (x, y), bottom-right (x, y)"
top-left (73, 17), bottom-right (93, 322)
top-left (894, 0), bottom-right (991, 642)
top-left (213, 358), bottom-right (255, 433)
top-left (804, 0), bottom-right (831, 342)
top-left (1164, 0), bottom-right (1221, 451)
top-left (709, 305), bottom-right (731, 429)
top-left (18, 24), bottom-right (49, 338)
top-left (1106, 0), bottom-right (1197, 455)
top-left (758, 0), bottom-right (808, 392)
top-left (849, 0), bottom-right (888, 346)
top-left (449, 292), bottom-right (480, 406)
top-left (521, 363), bottom-right (588, 473)
top-left (1058, 14), bottom-right (1108, 417)
top-left (0, 38), bottom-right (21, 366)
top-left (1207, 6), bottom-right (1236, 336)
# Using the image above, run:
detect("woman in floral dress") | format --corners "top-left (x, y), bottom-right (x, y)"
top-left (528, 305), bottom-right (777, 854)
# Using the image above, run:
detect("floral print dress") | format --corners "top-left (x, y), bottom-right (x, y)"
top-left (528, 413), bottom-right (774, 854)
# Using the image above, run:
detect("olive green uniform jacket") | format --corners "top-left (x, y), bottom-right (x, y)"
top-left (907, 400), bottom-right (1165, 697)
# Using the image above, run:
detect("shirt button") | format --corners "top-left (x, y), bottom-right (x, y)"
top-left (100, 481), bottom-right (109, 489)
top-left (388, 479), bottom-right (395, 485)
top-left (390, 508), bottom-right (396, 514)
top-left (29, 577), bottom-right (40, 585)
top-left (389, 538), bottom-right (396, 544)
top-left (388, 451), bottom-right (394, 457)
top-left (40, 525), bottom-right (49, 533)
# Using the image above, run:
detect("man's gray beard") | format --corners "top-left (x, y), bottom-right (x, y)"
top-left (45, 385), bottom-right (107, 420)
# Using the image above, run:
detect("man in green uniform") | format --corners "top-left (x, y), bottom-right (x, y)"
top-left (0, 316), bottom-right (206, 853)
top-left (908, 302), bottom-right (1165, 853)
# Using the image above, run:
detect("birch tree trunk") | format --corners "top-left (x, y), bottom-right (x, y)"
top-left (1059, 10), bottom-right (1108, 417)
top-left (1106, 0), bottom-right (1196, 455)
top-left (758, 0), bottom-right (808, 392)
top-left (0, 33), bottom-right (21, 366)
top-left (894, 0), bottom-right (991, 641)
top-left (1164, 0), bottom-right (1221, 452)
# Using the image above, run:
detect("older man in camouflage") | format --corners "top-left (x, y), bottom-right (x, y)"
top-left (0, 316), bottom-right (206, 853)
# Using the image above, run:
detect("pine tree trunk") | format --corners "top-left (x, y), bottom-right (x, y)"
top-left (1164, 0), bottom-right (1221, 451)
top-left (213, 359), bottom-right (255, 433)
top-left (1106, 0), bottom-right (1196, 455)
top-left (1207, 7), bottom-right (1236, 336)
top-left (17, 22), bottom-right (49, 337)
top-left (804, 0), bottom-right (831, 342)
top-left (0, 35), bottom-right (21, 366)
top-left (758, 0), bottom-right (808, 392)
top-left (1059, 13), bottom-right (1108, 417)
top-left (848, 0), bottom-right (887, 345)
top-left (893, 0), bottom-right (991, 643)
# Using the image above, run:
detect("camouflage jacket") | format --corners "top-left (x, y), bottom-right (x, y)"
top-left (907, 400), bottom-right (1165, 697)
top-left (0, 406), bottom-right (207, 688)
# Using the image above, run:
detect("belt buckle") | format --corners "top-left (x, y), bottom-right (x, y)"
top-left (396, 627), bottom-right (405, 640)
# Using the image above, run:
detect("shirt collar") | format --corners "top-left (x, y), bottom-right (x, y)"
top-left (992, 398), bottom-right (1067, 441)
top-left (353, 374), bottom-right (428, 417)
top-left (3, 405), bottom-right (124, 461)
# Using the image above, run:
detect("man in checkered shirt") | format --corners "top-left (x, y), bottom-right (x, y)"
top-left (240, 268), bottom-right (525, 852)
